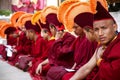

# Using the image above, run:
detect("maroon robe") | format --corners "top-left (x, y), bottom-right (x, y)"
top-left (0, 44), bottom-right (7, 60)
top-left (5, 35), bottom-right (18, 61)
top-left (18, 34), bottom-right (47, 71)
top-left (74, 35), bottom-right (97, 70)
top-left (62, 34), bottom-right (97, 80)
top-left (29, 39), bottom-right (55, 80)
top-left (92, 33), bottom-right (120, 80)
top-left (47, 32), bottom-right (76, 80)
top-left (9, 32), bottom-right (32, 65)
top-left (7, 35), bottom-right (17, 46)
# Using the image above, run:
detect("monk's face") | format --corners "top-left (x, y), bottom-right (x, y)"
top-left (93, 19), bottom-right (117, 45)
top-left (41, 29), bottom-right (50, 39)
top-left (73, 23), bottom-right (83, 36)
top-left (26, 30), bottom-right (34, 40)
top-left (49, 25), bottom-right (56, 37)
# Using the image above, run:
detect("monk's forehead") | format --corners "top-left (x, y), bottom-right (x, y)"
top-left (93, 19), bottom-right (112, 27)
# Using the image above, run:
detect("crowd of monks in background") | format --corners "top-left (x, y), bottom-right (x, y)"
top-left (0, 0), bottom-right (120, 80)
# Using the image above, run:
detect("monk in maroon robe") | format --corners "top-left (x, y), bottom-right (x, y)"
top-left (29, 19), bottom-right (56, 80)
top-left (46, 31), bottom-right (76, 80)
top-left (17, 21), bottom-right (47, 71)
top-left (70, 1), bottom-right (120, 80)
top-left (10, 31), bottom-right (32, 65)
top-left (61, 2), bottom-right (97, 80)
top-left (2, 27), bottom-right (18, 60)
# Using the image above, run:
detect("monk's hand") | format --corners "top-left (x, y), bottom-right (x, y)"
top-left (12, 49), bottom-right (17, 53)
top-left (28, 61), bottom-right (32, 67)
top-left (36, 63), bottom-right (42, 75)
top-left (96, 46), bottom-right (105, 60)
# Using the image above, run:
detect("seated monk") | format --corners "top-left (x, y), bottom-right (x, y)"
top-left (70, 1), bottom-right (120, 80)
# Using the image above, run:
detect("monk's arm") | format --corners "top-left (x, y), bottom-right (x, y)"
top-left (40, 59), bottom-right (49, 66)
top-left (36, 59), bottom-right (49, 74)
top-left (70, 52), bottom-right (97, 80)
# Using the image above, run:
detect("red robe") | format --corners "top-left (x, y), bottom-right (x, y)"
top-left (0, 44), bottom-right (7, 60)
top-left (8, 32), bottom-right (32, 65)
top-left (29, 38), bottom-right (55, 80)
top-left (6, 35), bottom-right (18, 61)
top-left (18, 35), bottom-right (47, 71)
top-left (47, 32), bottom-right (76, 80)
top-left (7, 35), bottom-right (17, 46)
top-left (62, 34), bottom-right (97, 80)
top-left (92, 33), bottom-right (120, 80)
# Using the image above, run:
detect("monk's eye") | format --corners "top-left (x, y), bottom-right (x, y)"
top-left (101, 26), bottom-right (107, 29)
top-left (94, 28), bottom-right (99, 32)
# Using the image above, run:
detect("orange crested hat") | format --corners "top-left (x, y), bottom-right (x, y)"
top-left (10, 11), bottom-right (26, 27)
top-left (57, 0), bottom-right (79, 23)
top-left (16, 13), bottom-right (33, 28)
top-left (40, 6), bottom-right (58, 24)
top-left (64, 2), bottom-right (95, 31)
top-left (0, 23), bottom-right (16, 38)
top-left (31, 11), bottom-right (50, 33)
top-left (31, 11), bottom-right (41, 25)
top-left (0, 20), bottom-right (8, 27)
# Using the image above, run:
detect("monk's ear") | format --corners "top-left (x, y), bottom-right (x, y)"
top-left (113, 23), bottom-right (118, 32)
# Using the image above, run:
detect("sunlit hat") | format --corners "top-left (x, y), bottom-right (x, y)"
top-left (57, 0), bottom-right (79, 23)
top-left (64, 2), bottom-right (95, 31)
top-left (31, 11), bottom-right (41, 25)
top-left (0, 23), bottom-right (16, 38)
top-left (16, 13), bottom-right (33, 28)
top-left (10, 11), bottom-right (26, 27)
top-left (0, 20), bottom-right (8, 27)
top-left (40, 6), bottom-right (58, 24)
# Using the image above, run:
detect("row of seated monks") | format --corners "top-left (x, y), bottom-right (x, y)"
top-left (0, 0), bottom-right (120, 80)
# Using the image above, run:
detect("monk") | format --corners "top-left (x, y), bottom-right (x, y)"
top-left (0, 25), bottom-right (18, 60)
top-left (11, 27), bottom-right (32, 66)
top-left (17, 20), bottom-right (47, 71)
top-left (61, 1), bottom-right (98, 80)
top-left (29, 22), bottom-right (56, 80)
top-left (70, 1), bottom-right (120, 80)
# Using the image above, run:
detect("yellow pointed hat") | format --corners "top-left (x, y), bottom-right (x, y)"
top-left (31, 11), bottom-right (41, 25)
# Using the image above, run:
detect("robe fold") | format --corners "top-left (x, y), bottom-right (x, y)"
top-left (29, 39), bottom-right (55, 80)
top-left (62, 34), bottom-right (97, 80)
top-left (18, 35), bottom-right (47, 71)
top-left (47, 32), bottom-right (76, 80)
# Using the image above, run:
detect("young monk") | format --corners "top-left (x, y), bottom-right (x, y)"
top-left (70, 1), bottom-right (120, 80)
top-left (0, 24), bottom-right (18, 60)
top-left (61, 1), bottom-right (98, 80)
top-left (17, 20), bottom-right (47, 71)
top-left (29, 20), bottom-right (53, 80)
